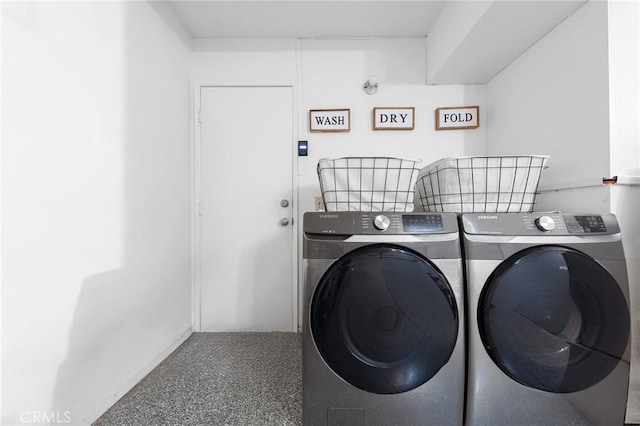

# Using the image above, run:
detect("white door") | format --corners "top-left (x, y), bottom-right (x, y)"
top-left (199, 86), bottom-right (294, 332)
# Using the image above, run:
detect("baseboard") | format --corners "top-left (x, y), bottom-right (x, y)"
top-left (82, 327), bottom-right (194, 425)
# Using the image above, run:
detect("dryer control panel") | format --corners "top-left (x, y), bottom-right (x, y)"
top-left (462, 213), bottom-right (620, 236)
top-left (564, 215), bottom-right (608, 233)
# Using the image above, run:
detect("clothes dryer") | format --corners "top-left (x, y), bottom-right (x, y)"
top-left (461, 213), bottom-right (631, 425)
top-left (303, 211), bottom-right (464, 426)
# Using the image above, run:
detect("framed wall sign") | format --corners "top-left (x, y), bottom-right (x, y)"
top-left (436, 106), bottom-right (479, 130)
top-left (309, 109), bottom-right (350, 132)
top-left (373, 107), bottom-right (415, 130)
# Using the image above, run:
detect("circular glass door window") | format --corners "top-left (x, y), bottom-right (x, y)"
top-left (311, 244), bottom-right (458, 394)
top-left (479, 246), bottom-right (630, 393)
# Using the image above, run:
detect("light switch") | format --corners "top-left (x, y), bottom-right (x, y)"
top-left (298, 140), bottom-right (308, 156)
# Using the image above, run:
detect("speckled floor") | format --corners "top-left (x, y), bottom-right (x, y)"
top-left (94, 332), bottom-right (302, 426)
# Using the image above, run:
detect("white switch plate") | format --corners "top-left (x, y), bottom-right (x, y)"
top-left (315, 196), bottom-right (324, 211)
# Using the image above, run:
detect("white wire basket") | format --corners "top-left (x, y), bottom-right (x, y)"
top-left (318, 157), bottom-right (421, 212)
top-left (415, 155), bottom-right (550, 213)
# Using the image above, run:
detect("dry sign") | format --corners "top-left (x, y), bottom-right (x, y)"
top-left (436, 106), bottom-right (479, 130)
top-left (373, 107), bottom-right (415, 130)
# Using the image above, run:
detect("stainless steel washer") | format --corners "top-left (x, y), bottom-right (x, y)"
top-left (461, 213), bottom-right (631, 425)
top-left (302, 211), bottom-right (465, 426)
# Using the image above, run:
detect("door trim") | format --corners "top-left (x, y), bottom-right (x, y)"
top-left (192, 80), bottom-right (299, 332)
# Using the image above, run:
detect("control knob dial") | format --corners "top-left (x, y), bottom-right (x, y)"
top-left (535, 215), bottom-right (556, 232)
top-left (373, 215), bottom-right (391, 231)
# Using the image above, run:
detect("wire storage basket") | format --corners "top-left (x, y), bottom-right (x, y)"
top-left (415, 155), bottom-right (550, 213)
top-left (318, 157), bottom-right (421, 212)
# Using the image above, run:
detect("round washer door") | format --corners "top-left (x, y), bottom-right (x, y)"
top-left (479, 245), bottom-right (630, 393)
top-left (311, 244), bottom-right (459, 395)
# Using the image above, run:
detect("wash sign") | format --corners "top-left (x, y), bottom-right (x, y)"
top-left (309, 109), bottom-right (350, 132)
top-left (436, 106), bottom-right (479, 130)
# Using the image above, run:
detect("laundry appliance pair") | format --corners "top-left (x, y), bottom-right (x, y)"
top-left (302, 211), bottom-right (631, 426)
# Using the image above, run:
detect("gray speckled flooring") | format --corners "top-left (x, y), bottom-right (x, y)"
top-left (94, 332), bottom-right (302, 426)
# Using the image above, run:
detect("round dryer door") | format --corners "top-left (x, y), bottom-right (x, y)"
top-left (310, 244), bottom-right (459, 395)
top-left (478, 245), bottom-right (630, 393)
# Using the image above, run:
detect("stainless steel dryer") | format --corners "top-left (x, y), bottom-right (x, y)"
top-left (303, 211), bottom-right (465, 426)
top-left (461, 213), bottom-right (631, 426)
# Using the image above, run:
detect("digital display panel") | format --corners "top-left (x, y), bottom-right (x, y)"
top-left (403, 215), bottom-right (444, 232)
top-left (566, 216), bottom-right (607, 233)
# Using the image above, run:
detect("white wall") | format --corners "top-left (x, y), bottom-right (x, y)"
top-left (426, 1), bottom-right (586, 85)
top-left (192, 38), bottom-right (297, 81)
top-left (427, 1), bottom-right (492, 83)
top-left (608, 0), bottom-right (640, 421)
top-left (487, 0), bottom-right (611, 213)
top-left (486, 0), bottom-right (640, 420)
top-left (1, 2), bottom-right (192, 424)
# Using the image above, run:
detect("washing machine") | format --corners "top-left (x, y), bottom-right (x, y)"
top-left (461, 213), bottom-right (631, 425)
top-left (303, 211), bottom-right (465, 426)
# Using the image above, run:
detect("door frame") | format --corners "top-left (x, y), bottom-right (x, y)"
top-left (192, 80), bottom-right (299, 332)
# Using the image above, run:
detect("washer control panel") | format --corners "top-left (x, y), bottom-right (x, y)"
top-left (360, 213), bottom-right (445, 233)
top-left (303, 212), bottom-right (455, 235)
top-left (462, 213), bottom-right (620, 236)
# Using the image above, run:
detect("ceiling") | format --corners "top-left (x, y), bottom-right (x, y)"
top-left (165, 0), bottom-right (586, 84)
top-left (166, 1), bottom-right (449, 39)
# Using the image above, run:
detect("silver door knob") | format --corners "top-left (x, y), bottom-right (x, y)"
top-left (279, 218), bottom-right (290, 226)
top-left (280, 199), bottom-right (289, 208)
